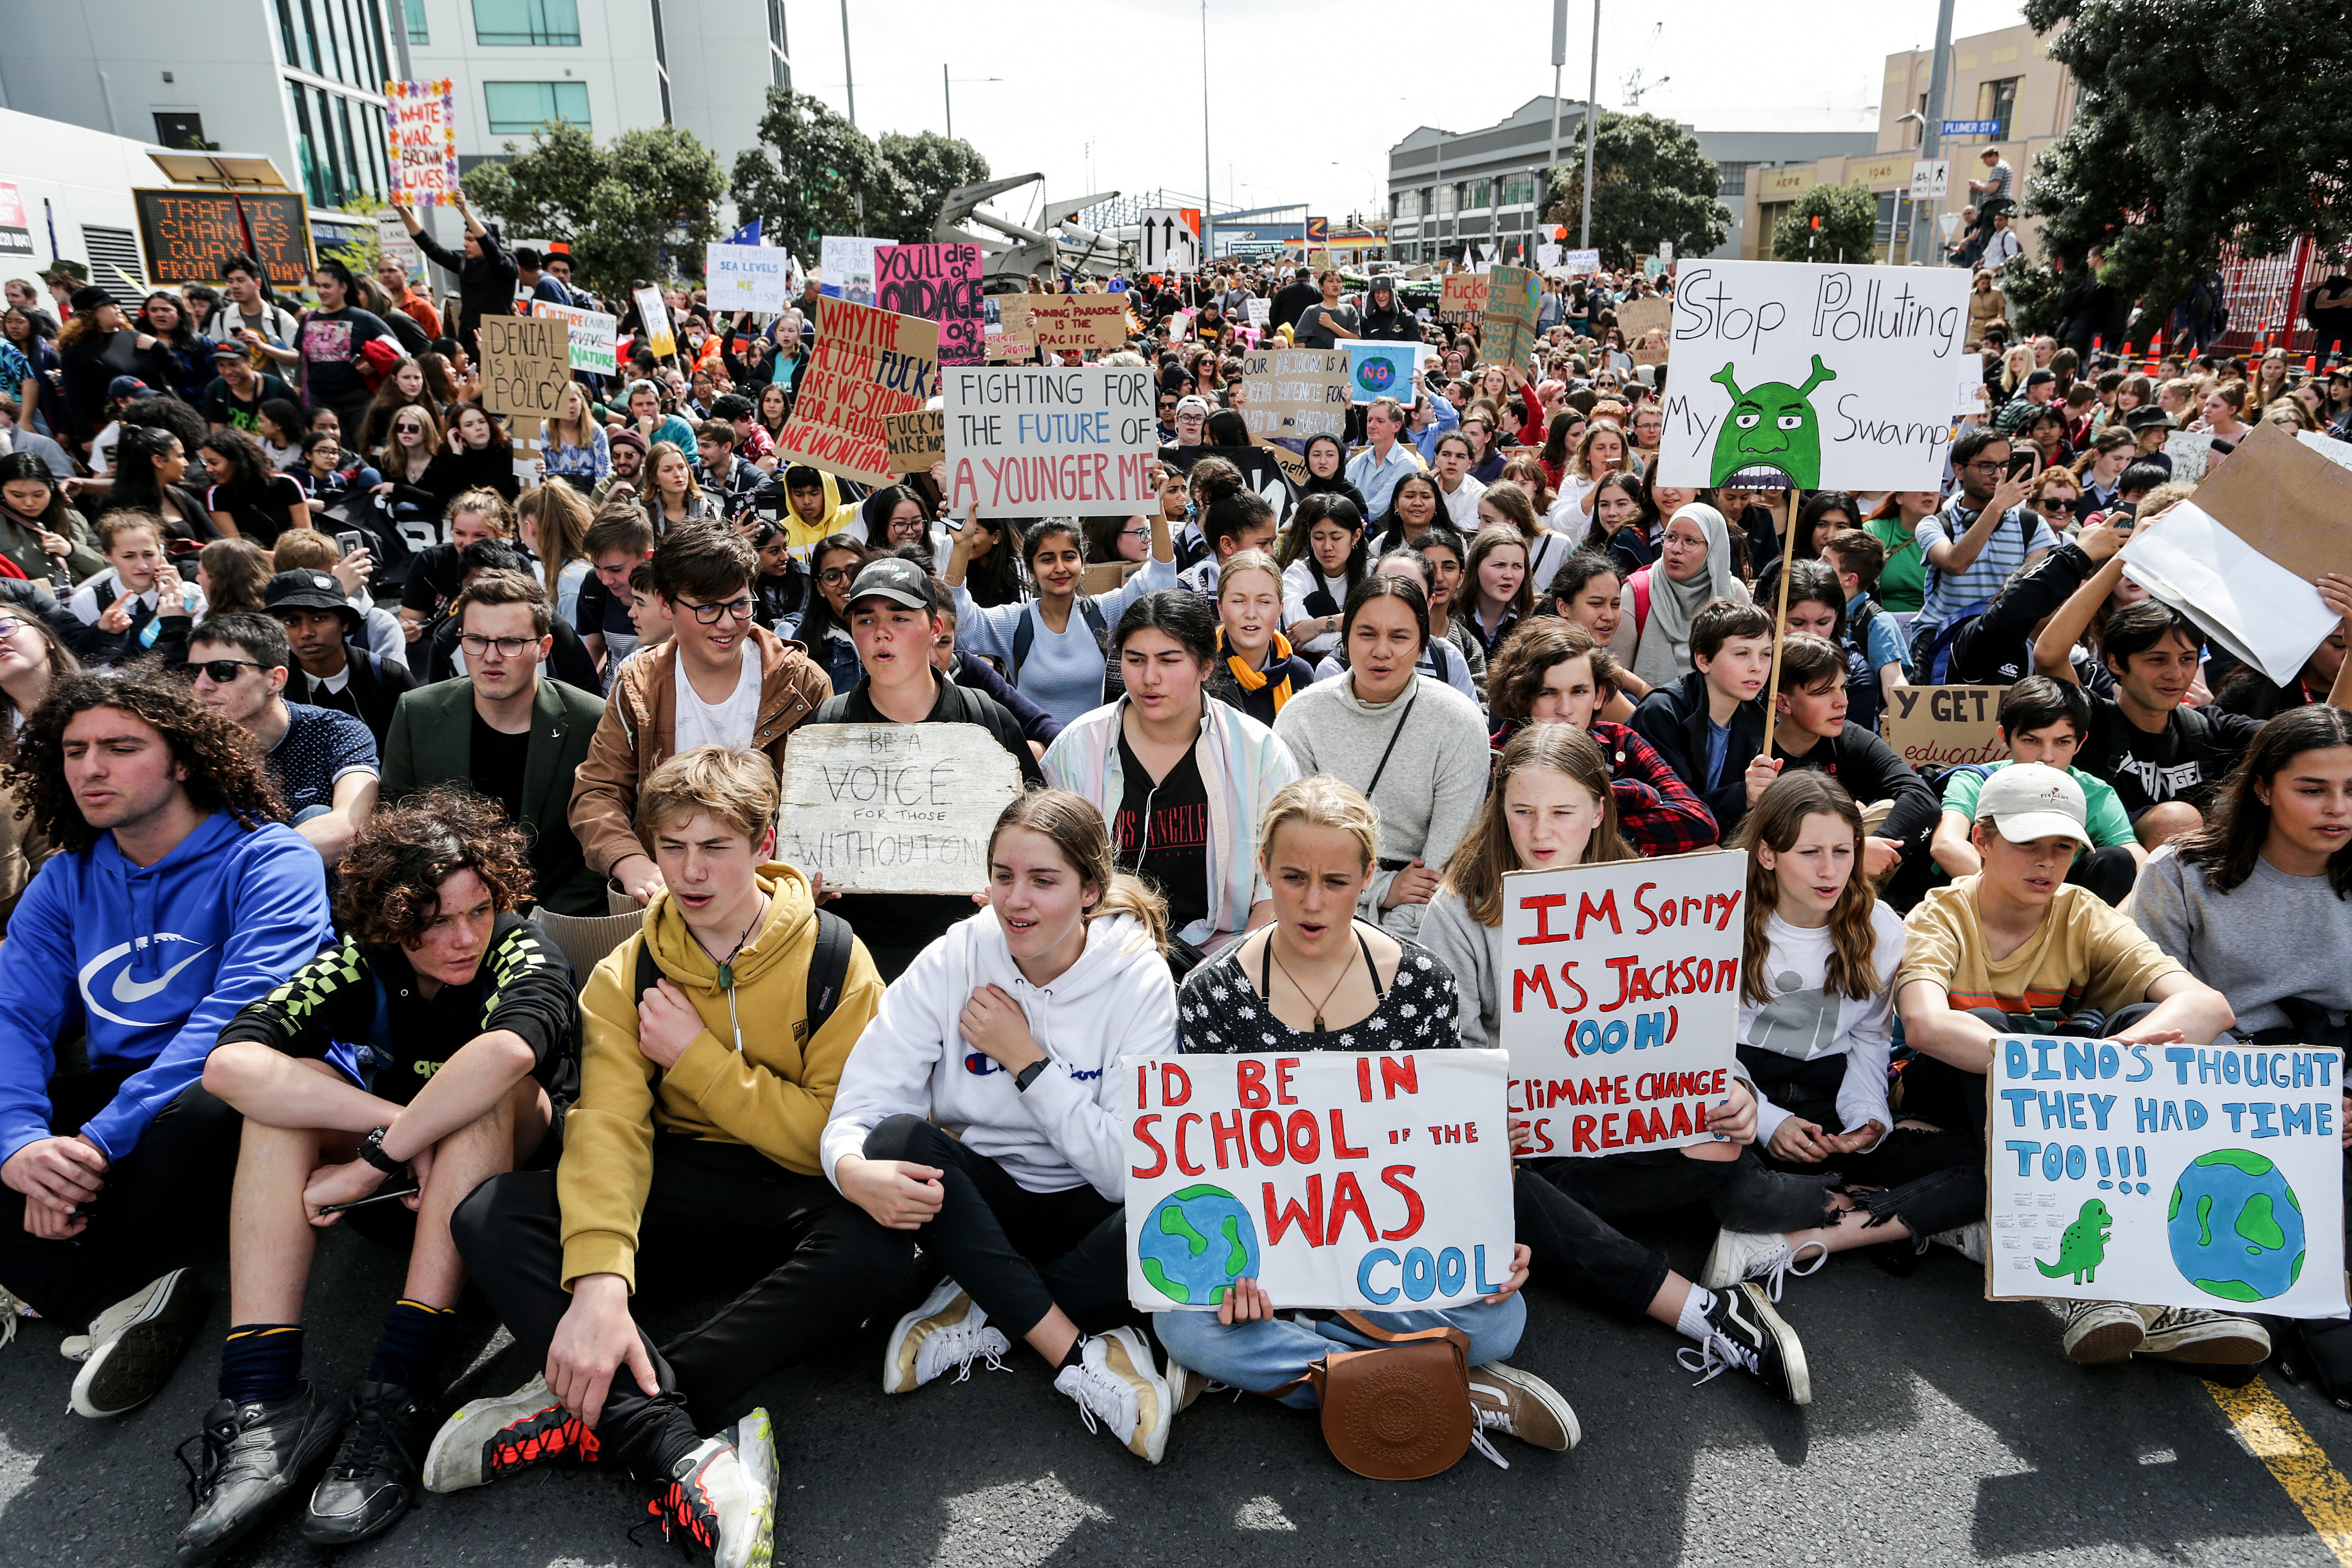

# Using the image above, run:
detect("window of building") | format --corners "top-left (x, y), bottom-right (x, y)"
top-left (1500, 173), bottom-right (1537, 207)
top-left (474, 0), bottom-right (580, 46)
top-left (484, 81), bottom-right (591, 134)
top-left (1435, 183), bottom-right (1456, 216)
top-left (403, 0), bottom-right (428, 42)
top-left (1467, 179), bottom-right (1491, 211)
top-left (1976, 76), bottom-right (2019, 141)
top-left (153, 112), bottom-right (209, 150)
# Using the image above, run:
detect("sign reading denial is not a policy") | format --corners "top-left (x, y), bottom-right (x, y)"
top-left (773, 724), bottom-right (1021, 895)
top-left (1498, 851), bottom-right (1747, 1156)
top-left (475, 316), bottom-right (570, 421)
top-left (942, 366), bottom-right (1157, 517)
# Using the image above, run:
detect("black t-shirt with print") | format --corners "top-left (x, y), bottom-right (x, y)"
top-left (2078, 694), bottom-right (2262, 819)
top-left (1114, 729), bottom-right (1210, 936)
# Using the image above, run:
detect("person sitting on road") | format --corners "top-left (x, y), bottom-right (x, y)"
top-left (1929, 677), bottom-right (2145, 906)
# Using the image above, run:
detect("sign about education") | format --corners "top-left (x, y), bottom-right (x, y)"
top-left (1026, 294), bottom-right (1131, 357)
top-left (1496, 850), bottom-right (1747, 1157)
top-left (527, 299), bottom-right (617, 376)
top-left (874, 241), bottom-right (984, 366)
top-left (1123, 1050), bottom-right (1515, 1313)
top-left (1238, 348), bottom-right (1350, 442)
top-left (475, 315), bottom-right (570, 421)
top-left (1656, 260), bottom-right (1972, 492)
top-left (1985, 1039), bottom-right (2347, 1318)
top-left (883, 408), bottom-right (945, 475)
top-left (1482, 265), bottom-right (1541, 368)
top-left (941, 365), bottom-right (1157, 517)
top-left (773, 723), bottom-right (1022, 895)
top-left (1878, 684), bottom-right (2007, 771)
top-left (773, 298), bottom-right (940, 486)
top-left (1347, 341), bottom-right (1421, 406)
top-left (132, 190), bottom-right (312, 287)
top-left (705, 242), bottom-right (795, 314)
top-left (1438, 274), bottom-right (1488, 325)
top-left (384, 79), bottom-right (459, 206)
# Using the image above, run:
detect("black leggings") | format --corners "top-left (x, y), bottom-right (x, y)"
top-left (1743, 1048), bottom-right (1984, 1238)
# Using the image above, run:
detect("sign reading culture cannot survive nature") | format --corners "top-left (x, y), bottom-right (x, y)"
top-left (774, 298), bottom-right (940, 486)
top-left (773, 724), bottom-right (1022, 896)
top-left (1655, 260), bottom-right (1972, 493)
top-left (941, 366), bottom-right (1157, 517)
top-left (1123, 1050), bottom-right (1516, 1313)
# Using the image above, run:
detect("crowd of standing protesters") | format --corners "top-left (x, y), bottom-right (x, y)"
top-left (0, 211), bottom-right (2346, 1568)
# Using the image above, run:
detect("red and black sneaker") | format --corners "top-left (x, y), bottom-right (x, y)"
top-left (634, 1419), bottom-right (774, 1568)
top-left (421, 1375), bottom-right (600, 1493)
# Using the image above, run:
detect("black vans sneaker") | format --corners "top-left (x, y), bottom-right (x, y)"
top-left (174, 1382), bottom-right (347, 1564)
top-left (302, 1381), bottom-right (421, 1546)
top-left (1679, 1282), bottom-right (1812, 1405)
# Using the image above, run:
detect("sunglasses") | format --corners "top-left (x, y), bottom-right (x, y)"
top-left (2040, 497), bottom-right (2077, 512)
top-left (188, 658), bottom-right (261, 683)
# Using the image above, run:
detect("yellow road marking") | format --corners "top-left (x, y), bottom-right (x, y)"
top-left (2210, 1376), bottom-right (2352, 1567)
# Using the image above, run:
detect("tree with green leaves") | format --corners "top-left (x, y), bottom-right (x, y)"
top-left (730, 91), bottom-right (889, 256)
top-left (1770, 184), bottom-right (1878, 265)
top-left (2020, 0), bottom-right (2352, 335)
top-left (1542, 112), bottom-right (1729, 270)
top-left (461, 121), bottom-right (726, 295)
top-left (871, 132), bottom-right (991, 245)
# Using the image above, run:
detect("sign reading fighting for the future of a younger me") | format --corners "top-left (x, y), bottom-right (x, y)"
top-left (633, 287), bottom-right (676, 359)
top-left (1122, 1050), bottom-right (1515, 1313)
top-left (1656, 260), bottom-right (1972, 493)
top-left (1878, 684), bottom-right (2006, 771)
top-left (1438, 273), bottom-right (1488, 325)
top-left (1497, 851), bottom-right (1747, 1157)
top-left (1238, 348), bottom-right (1349, 442)
top-left (1986, 1038), bottom-right (2346, 1318)
top-left (706, 242), bottom-right (795, 314)
top-left (772, 723), bottom-right (1022, 895)
top-left (475, 315), bottom-right (570, 421)
top-left (773, 298), bottom-right (939, 487)
top-left (941, 365), bottom-right (1157, 517)
top-left (1026, 294), bottom-right (1130, 357)
top-left (1482, 266), bottom-right (1541, 367)
top-left (527, 299), bottom-right (617, 377)
top-left (874, 242), bottom-right (984, 366)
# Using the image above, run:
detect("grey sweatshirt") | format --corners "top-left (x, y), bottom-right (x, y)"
top-left (1272, 672), bottom-right (1490, 939)
top-left (2133, 844), bottom-right (2352, 1036)
top-left (1420, 888), bottom-right (1506, 1048)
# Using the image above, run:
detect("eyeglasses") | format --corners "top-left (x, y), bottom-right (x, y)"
top-left (460, 633), bottom-right (539, 658)
top-left (188, 658), bottom-right (260, 683)
top-left (1963, 459), bottom-right (2009, 474)
top-left (677, 596), bottom-right (756, 624)
top-left (1120, 526), bottom-right (1150, 541)
top-left (816, 566), bottom-right (854, 585)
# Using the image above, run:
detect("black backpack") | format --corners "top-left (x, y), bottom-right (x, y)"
top-left (633, 907), bottom-right (854, 1046)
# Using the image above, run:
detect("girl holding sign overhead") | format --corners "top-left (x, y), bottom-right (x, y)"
top-left (1420, 725), bottom-right (1809, 1404)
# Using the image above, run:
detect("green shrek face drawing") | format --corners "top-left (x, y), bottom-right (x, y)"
top-left (1710, 355), bottom-right (1836, 489)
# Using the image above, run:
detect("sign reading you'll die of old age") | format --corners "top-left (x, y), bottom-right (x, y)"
top-left (774, 723), bottom-right (1022, 894)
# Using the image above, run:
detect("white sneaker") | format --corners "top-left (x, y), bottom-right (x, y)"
top-left (650, 1417), bottom-right (774, 1568)
top-left (70, 1268), bottom-right (209, 1418)
top-left (1465, 1361), bottom-right (1579, 1468)
top-left (1699, 1230), bottom-right (1827, 1301)
top-left (882, 1278), bottom-right (1011, 1395)
top-left (1053, 1327), bottom-right (1171, 1465)
top-left (1931, 1223), bottom-right (1989, 1265)
top-left (423, 1374), bottom-right (600, 1493)
top-left (730, 1408), bottom-right (779, 1565)
top-left (2060, 1300), bottom-right (2146, 1365)
top-left (1165, 1355), bottom-right (1204, 1416)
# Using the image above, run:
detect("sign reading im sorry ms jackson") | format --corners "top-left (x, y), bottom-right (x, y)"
top-left (1655, 260), bottom-right (1971, 493)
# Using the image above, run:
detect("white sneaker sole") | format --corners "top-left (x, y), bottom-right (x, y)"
top-left (70, 1268), bottom-right (206, 1418)
top-left (1104, 1328), bottom-right (1172, 1465)
top-left (882, 1278), bottom-right (969, 1396)
top-left (423, 1375), bottom-right (559, 1493)
top-left (1743, 1286), bottom-right (1813, 1406)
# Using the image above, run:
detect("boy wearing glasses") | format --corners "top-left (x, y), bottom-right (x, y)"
top-left (381, 571), bottom-right (609, 916)
top-left (571, 526), bottom-right (831, 907)
top-left (1907, 429), bottom-right (2054, 668)
top-left (187, 613), bottom-right (381, 866)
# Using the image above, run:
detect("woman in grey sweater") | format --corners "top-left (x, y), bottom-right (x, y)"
top-left (1273, 574), bottom-right (1489, 938)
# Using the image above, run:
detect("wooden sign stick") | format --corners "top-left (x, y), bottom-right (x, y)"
top-left (1758, 483), bottom-right (1804, 758)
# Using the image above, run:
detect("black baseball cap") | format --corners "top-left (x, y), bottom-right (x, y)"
top-left (845, 557), bottom-right (931, 612)
top-left (263, 569), bottom-right (361, 633)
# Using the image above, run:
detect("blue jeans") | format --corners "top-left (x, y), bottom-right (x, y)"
top-left (1154, 1294), bottom-right (1525, 1410)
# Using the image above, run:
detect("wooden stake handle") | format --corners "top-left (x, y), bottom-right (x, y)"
top-left (1759, 484), bottom-right (1804, 759)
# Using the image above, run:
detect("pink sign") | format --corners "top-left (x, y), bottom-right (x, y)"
top-left (0, 183), bottom-right (30, 257)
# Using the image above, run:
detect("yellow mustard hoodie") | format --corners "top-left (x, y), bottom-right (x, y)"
top-left (559, 861), bottom-right (884, 1289)
top-left (779, 465), bottom-right (862, 560)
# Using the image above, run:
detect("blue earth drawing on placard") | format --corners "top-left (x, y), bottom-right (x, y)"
top-left (1355, 357), bottom-right (1396, 395)
top-left (1138, 1184), bottom-right (1260, 1306)
top-left (2166, 1149), bottom-right (2306, 1303)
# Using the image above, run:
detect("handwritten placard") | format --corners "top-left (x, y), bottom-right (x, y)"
top-left (385, 79), bottom-right (459, 206)
top-left (884, 408), bottom-right (945, 475)
top-left (875, 242), bottom-right (984, 366)
top-left (528, 299), bottom-right (617, 376)
top-left (475, 315), bottom-right (570, 421)
top-left (1878, 684), bottom-right (2007, 771)
top-left (1482, 265), bottom-right (1541, 367)
top-left (633, 287), bottom-right (675, 360)
top-left (706, 242), bottom-right (795, 314)
top-left (941, 366), bottom-right (1157, 517)
top-left (774, 723), bottom-right (1022, 894)
top-left (773, 298), bottom-right (939, 485)
top-left (1027, 294), bottom-right (1131, 358)
top-left (1438, 274), bottom-right (1488, 325)
top-left (1238, 348), bottom-right (1349, 442)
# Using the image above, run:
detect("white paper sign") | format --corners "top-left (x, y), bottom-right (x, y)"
top-left (376, 211), bottom-right (421, 279)
top-left (633, 287), bottom-right (675, 359)
top-left (1497, 851), bottom-right (1747, 1157)
top-left (528, 299), bottom-right (617, 376)
top-left (2120, 500), bottom-right (2340, 686)
top-left (772, 723), bottom-right (1022, 894)
top-left (1123, 1050), bottom-right (1515, 1313)
top-left (820, 235), bottom-right (883, 304)
top-left (1561, 249), bottom-right (1601, 276)
top-left (1657, 260), bottom-right (1971, 491)
top-left (1987, 1038), bottom-right (2346, 1318)
top-left (706, 243), bottom-right (795, 314)
top-left (941, 365), bottom-right (1158, 517)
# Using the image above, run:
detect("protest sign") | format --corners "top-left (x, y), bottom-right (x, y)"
top-left (1878, 684), bottom-right (2007, 771)
top-left (773, 724), bottom-right (1021, 895)
top-left (773, 298), bottom-right (939, 486)
top-left (820, 235), bottom-right (882, 303)
top-left (1123, 1050), bottom-right (1515, 1313)
top-left (1027, 294), bottom-right (1130, 358)
top-left (985, 294), bottom-right (1036, 359)
top-left (377, 211), bottom-right (421, 280)
top-left (385, 80), bottom-right (459, 206)
top-left (1247, 298), bottom-right (1272, 329)
top-left (475, 316), bottom-right (570, 421)
top-left (2162, 431), bottom-right (2211, 486)
top-left (1496, 850), bottom-right (1747, 1157)
top-left (1985, 1039), bottom-right (2346, 1318)
top-left (1560, 249), bottom-right (1602, 276)
top-left (883, 408), bottom-right (945, 475)
top-left (1238, 348), bottom-right (1349, 442)
top-left (1618, 296), bottom-right (1672, 357)
top-left (942, 365), bottom-right (1157, 517)
top-left (527, 299), bottom-right (617, 376)
top-left (1164, 445), bottom-right (1301, 525)
top-left (706, 242), bottom-right (794, 313)
top-left (1347, 341), bottom-right (1422, 406)
top-left (1656, 260), bottom-right (1972, 491)
top-left (1438, 274), bottom-right (1488, 325)
top-left (875, 242), bottom-right (984, 366)
top-left (633, 287), bottom-right (676, 359)
top-left (1482, 266), bottom-right (1541, 367)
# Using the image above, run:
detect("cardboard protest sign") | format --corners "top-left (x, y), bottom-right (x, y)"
top-left (475, 316), bottom-right (570, 421)
top-left (527, 299), bottom-right (617, 377)
top-left (633, 287), bottom-right (676, 359)
top-left (985, 294), bottom-right (1037, 359)
top-left (773, 723), bottom-right (1022, 894)
top-left (875, 242), bottom-right (984, 366)
top-left (1878, 684), bottom-right (2007, 771)
top-left (1027, 294), bottom-right (1130, 358)
top-left (941, 366), bottom-right (1157, 517)
top-left (1497, 850), bottom-right (1747, 1156)
top-left (883, 408), bottom-right (944, 475)
top-left (1986, 1038), bottom-right (2346, 1317)
top-left (1238, 348), bottom-right (1349, 442)
top-left (773, 299), bottom-right (938, 485)
top-left (1482, 266), bottom-right (1541, 367)
top-left (384, 80), bottom-right (458, 206)
top-left (1619, 296), bottom-right (1671, 364)
top-left (1163, 445), bottom-right (1300, 526)
top-left (706, 242), bottom-right (794, 314)
top-left (1347, 341), bottom-right (1422, 406)
top-left (1438, 274), bottom-right (1488, 325)
top-left (1656, 260), bottom-right (1971, 492)
top-left (1123, 1050), bottom-right (1515, 1313)
top-left (1081, 561), bottom-right (1142, 595)
top-left (820, 236), bottom-right (882, 303)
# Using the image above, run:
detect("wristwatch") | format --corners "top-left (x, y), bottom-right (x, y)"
top-left (1014, 1060), bottom-right (1049, 1094)
top-left (358, 1126), bottom-right (406, 1175)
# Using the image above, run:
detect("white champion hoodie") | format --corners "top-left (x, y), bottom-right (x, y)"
top-left (821, 907), bottom-right (1178, 1201)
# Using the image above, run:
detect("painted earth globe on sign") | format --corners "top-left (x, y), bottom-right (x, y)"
top-left (1138, 1184), bottom-right (1260, 1306)
top-left (2166, 1149), bottom-right (2306, 1303)
top-left (1354, 356), bottom-right (1396, 396)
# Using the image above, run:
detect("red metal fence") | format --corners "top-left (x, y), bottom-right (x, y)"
top-left (2214, 237), bottom-right (2352, 360)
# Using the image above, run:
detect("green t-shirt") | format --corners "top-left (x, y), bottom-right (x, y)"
top-left (1862, 516), bottom-right (1927, 612)
top-left (1939, 761), bottom-right (2136, 851)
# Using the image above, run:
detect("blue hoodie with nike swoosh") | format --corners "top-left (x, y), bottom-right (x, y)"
top-left (0, 811), bottom-right (331, 1165)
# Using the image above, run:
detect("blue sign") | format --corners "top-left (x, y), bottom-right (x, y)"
top-left (1943, 119), bottom-right (2004, 137)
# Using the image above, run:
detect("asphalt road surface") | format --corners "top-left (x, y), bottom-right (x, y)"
top-left (0, 1210), bottom-right (2344, 1568)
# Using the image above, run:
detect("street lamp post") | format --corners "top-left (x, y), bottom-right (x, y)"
top-left (1581, 0), bottom-right (1599, 249)
top-left (942, 69), bottom-right (1001, 141)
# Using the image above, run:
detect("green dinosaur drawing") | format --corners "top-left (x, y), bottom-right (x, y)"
top-left (2035, 1197), bottom-right (2113, 1284)
top-left (1709, 354), bottom-right (1837, 488)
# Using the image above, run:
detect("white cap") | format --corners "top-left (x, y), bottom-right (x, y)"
top-left (1975, 763), bottom-right (2091, 849)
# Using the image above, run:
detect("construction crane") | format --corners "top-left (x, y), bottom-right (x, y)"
top-left (932, 172), bottom-right (1126, 286)
top-left (1622, 23), bottom-right (1670, 106)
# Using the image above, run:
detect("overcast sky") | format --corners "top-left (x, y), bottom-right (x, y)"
top-left (782, 0), bottom-right (2032, 230)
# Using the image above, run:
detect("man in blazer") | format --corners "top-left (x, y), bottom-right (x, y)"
top-left (380, 570), bottom-right (608, 915)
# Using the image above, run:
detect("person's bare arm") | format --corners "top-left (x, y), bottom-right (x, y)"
top-left (1897, 979), bottom-right (1999, 1074)
top-left (2033, 550), bottom-right (2127, 682)
top-left (2126, 971), bottom-right (2234, 1047)
top-left (299, 773), bottom-right (378, 862)
top-left (1930, 810), bottom-right (1982, 880)
top-left (2321, 574), bottom-right (2352, 712)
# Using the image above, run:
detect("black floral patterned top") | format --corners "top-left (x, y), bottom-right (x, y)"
top-left (1176, 926), bottom-right (1460, 1054)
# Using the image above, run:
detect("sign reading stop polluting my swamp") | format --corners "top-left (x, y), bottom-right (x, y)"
top-left (1123, 1050), bottom-right (1515, 1313)
top-left (942, 366), bottom-right (1157, 517)
top-left (1497, 850), bottom-right (1747, 1156)
top-left (1986, 1038), bottom-right (2346, 1317)
top-left (772, 723), bottom-right (1021, 895)
top-left (1656, 260), bottom-right (1972, 492)
top-left (475, 316), bottom-right (570, 421)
